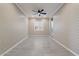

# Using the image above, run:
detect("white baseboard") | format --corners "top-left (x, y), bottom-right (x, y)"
top-left (30, 35), bottom-right (49, 37)
top-left (49, 36), bottom-right (79, 56)
top-left (1, 35), bottom-right (78, 56)
top-left (0, 36), bottom-right (29, 56)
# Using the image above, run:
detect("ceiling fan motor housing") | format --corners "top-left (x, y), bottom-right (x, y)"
top-left (32, 9), bottom-right (47, 16)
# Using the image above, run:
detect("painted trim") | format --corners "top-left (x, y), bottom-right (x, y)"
top-left (49, 35), bottom-right (79, 56)
top-left (1, 35), bottom-right (78, 56)
top-left (30, 35), bottom-right (49, 37)
top-left (15, 3), bottom-right (64, 18)
top-left (15, 4), bottom-right (26, 16)
top-left (52, 4), bottom-right (65, 16)
top-left (0, 36), bottom-right (29, 56)
top-left (49, 4), bottom-right (64, 17)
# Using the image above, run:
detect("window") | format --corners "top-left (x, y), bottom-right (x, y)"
top-left (33, 19), bottom-right (44, 31)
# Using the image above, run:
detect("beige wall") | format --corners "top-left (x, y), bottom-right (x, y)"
top-left (28, 17), bottom-right (49, 35)
top-left (52, 4), bottom-right (79, 54)
top-left (0, 4), bottom-right (28, 54)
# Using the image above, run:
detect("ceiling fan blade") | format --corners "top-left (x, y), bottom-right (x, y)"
top-left (33, 13), bottom-right (38, 15)
top-left (41, 9), bottom-right (44, 12)
top-left (32, 10), bottom-right (37, 12)
top-left (33, 11), bottom-right (38, 15)
top-left (38, 9), bottom-right (41, 13)
top-left (41, 13), bottom-right (47, 14)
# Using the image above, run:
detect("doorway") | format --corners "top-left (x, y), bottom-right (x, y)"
top-left (28, 17), bottom-right (49, 35)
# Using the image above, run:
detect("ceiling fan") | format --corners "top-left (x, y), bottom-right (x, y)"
top-left (32, 9), bottom-right (47, 16)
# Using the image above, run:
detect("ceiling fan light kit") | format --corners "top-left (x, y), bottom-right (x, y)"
top-left (32, 9), bottom-right (47, 16)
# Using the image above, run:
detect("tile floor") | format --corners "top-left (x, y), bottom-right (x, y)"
top-left (4, 35), bottom-right (74, 56)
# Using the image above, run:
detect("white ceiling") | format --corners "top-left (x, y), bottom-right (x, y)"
top-left (16, 3), bottom-right (64, 17)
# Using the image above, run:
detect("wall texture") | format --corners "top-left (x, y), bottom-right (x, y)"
top-left (0, 4), bottom-right (28, 54)
top-left (53, 4), bottom-right (79, 55)
top-left (28, 18), bottom-right (49, 35)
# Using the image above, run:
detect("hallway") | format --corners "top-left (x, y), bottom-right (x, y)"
top-left (0, 3), bottom-right (79, 56)
top-left (4, 36), bottom-right (74, 56)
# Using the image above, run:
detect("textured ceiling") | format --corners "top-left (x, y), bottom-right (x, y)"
top-left (16, 3), bottom-right (64, 17)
